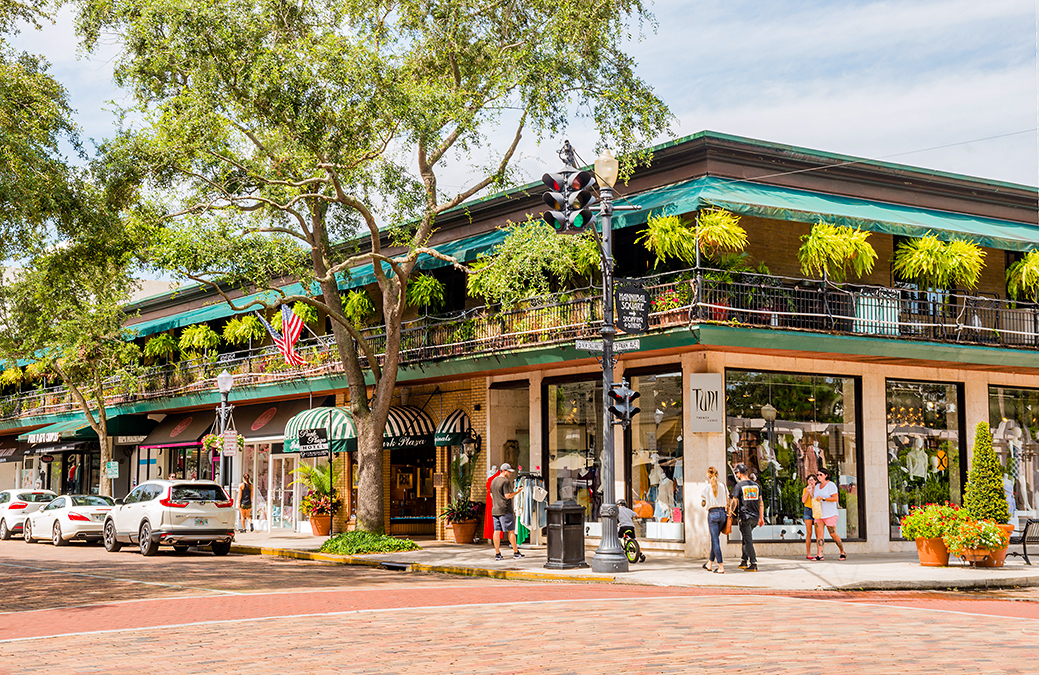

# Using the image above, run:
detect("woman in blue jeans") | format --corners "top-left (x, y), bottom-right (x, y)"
top-left (700, 466), bottom-right (729, 573)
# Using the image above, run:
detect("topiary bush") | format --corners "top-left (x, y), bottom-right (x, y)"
top-left (963, 422), bottom-right (1010, 523)
top-left (319, 531), bottom-right (421, 555)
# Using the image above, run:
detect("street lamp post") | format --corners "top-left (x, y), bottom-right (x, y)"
top-left (216, 369), bottom-right (234, 488)
top-left (591, 149), bottom-right (628, 574)
top-left (761, 403), bottom-right (777, 524)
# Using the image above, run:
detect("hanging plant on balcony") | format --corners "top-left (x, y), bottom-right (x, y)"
top-left (272, 301), bottom-right (318, 331)
top-left (24, 360), bottom-right (49, 381)
top-left (892, 235), bottom-right (985, 291)
top-left (222, 316), bottom-right (266, 346)
top-left (179, 324), bottom-right (221, 359)
top-left (636, 208), bottom-right (747, 268)
top-left (342, 290), bottom-right (376, 327)
top-left (406, 274), bottom-right (446, 314)
top-left (1006, 250), bottom-right (1039, 303)
top-left (143, 333), bottom-right (179, 363)
top-left (0, 366), bottom-right (23, 387)
top-left (797, 222), bottom-right (877, 283)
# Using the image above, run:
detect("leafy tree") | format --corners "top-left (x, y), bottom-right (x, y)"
top-left (79, 0), bottom-right (672, 531)
top-left (963, 421), bottom-right (1010, 524)
top-left (798, 222), bottom-right (877, 283)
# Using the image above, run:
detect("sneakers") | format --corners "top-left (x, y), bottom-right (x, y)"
top-left (513, 551), bottom-right (525, 559)
top-left (738, 561), bottom-right (748, 569)
top-left (744, 564), bottom-right (758, 572)
top-left (494, 553), bottom-right (504, 561)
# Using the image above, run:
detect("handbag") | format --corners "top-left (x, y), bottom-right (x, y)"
top-left (633, 500), bottom-right (654, 519)
top-left (722, 513), bottom-right (733, 536)
top-left (811, 498), bottom-right (823, 520)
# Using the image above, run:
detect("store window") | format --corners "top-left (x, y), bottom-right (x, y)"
top-left (989, 386), bottom-right (1039, 520)
top-left (545, 379), bottom-right (603, 522)
top-left (726, 369), bottom-right (862, 542)
top-left (887, 380), bottom-right (964, 539)
top-left (627, 370), bottom-right (684, 541)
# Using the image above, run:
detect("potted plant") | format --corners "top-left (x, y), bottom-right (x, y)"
top-left (797, 222), bottom-right (877, 284)
top-left (1006, 250), bottom-right (1039, 304)
top-left (900, 502), bottom-right (965, 566)
top-left (291, 463), bottom-right (340, 536)
top-left (439, 499), bottom-right (485, 544)
top-left (961, 421), bottom-right (1013, 566)
top-left (943, 518), bottom-right (1011, 566)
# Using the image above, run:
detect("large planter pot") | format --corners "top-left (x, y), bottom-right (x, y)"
top-left (450, 520), bottom-right (479, 545)
top-left (960, 548), bottom-right (994, 565)
top-left (309, 515), bottom-right (332, 536)
top-left (915, 537), bottom-right (949, 567)
top-left (974, 524), bottom-right (1015, 568)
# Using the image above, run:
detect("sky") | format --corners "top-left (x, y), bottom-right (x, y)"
top-left (8, 0), bottom-right (1039, 198)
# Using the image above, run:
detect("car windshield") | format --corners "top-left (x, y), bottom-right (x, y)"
top-left (72, 496), bottom-right (114, 506)
top-left (16, 492), bottom-right (56, 502)
top-left (171, 485), bottom-right (227, 502)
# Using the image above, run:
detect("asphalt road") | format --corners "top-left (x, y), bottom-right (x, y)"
top-left (1, 539), bottom-right (1038, 674)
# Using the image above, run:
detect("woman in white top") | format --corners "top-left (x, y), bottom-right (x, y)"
top-left (700, 466), bottom-right (729, 573)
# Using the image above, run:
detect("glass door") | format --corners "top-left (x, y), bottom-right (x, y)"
top-left (270, 455), bottom-right (297, 530)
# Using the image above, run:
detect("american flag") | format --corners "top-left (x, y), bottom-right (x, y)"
top-left (255, 306), bottom-right (306, 367)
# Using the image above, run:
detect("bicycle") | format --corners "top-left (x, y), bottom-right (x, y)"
top-left (620, 528), bottom-right (646, 564)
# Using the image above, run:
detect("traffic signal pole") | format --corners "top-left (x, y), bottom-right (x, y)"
top-left (591, 179), bottom-right (628, 574)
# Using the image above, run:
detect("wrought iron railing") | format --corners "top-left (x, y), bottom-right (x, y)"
top-left (4, 268), bottom-right (1038, 421)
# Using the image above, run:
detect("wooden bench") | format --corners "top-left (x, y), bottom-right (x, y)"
top-left (1008, 519), bottom-right (1039, 565)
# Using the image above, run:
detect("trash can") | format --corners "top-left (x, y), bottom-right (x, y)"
top-left (545, 501), bottom-right (588, 569)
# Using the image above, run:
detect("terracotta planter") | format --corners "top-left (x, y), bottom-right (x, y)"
top-left (973, 524), bottom-right (1015, 568)
top-left (309, 515), bottom-right (332, 536)
top-left (960, 548), bottom-right (994, 565)
top-left (450, 520), bottom-right (478, 545)
top-left (915, 537), bottom-right (949, 567)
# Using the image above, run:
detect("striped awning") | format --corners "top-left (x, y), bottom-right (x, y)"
top-left (283, 407), bottom-right (357, 455)
top-left (384, 405), bottom-right (435, 450)
top-left (434, 409), bottom-right (472, 446)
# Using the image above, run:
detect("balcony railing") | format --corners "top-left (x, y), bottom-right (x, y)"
top-left (4, 268), bottom-right (1038, 421)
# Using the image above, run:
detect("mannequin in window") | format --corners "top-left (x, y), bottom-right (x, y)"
top-left (889, 441), bottom-right (900, 463)
top-left (794, 428), bottom-right (816, 480)
top-left (727, 430), bottom-right (743, 470)
top-left (906, 437), bottom-right (928, 480)
top-left (655, 473), bottom-right (675, 520)
top-left (758, 438), bottom-right (781, 472)
top-left (1009, 426), bottom-right (1032, 511)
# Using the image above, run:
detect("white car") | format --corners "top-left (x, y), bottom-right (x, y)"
top-left (23, 495), bottom-right (115, 545)
top-left (0, 489), bottom-right (58, 540)
top-left (103, 480), bottom-right (236, 556)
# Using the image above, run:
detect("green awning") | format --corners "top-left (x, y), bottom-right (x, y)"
top-left (125, 285), bottom-right (306, 338)
top-left (283, 406), bottom-right (357, 454)
top-left (434, 409), bottom-right (471, 446)
top-left (17, 414), bottom-right (154, 443)
top-left (611, 176), bottom-right (1039, 252)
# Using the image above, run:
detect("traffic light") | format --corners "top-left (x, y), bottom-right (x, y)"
top-left (568, 170), bottom-right (597, 232)
top-left (542, 172), bottom-right (568, 232)
top-left (607, 381), bottom-right (641, 426)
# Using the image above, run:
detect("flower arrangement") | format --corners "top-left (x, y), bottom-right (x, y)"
top-left (943, 519), bottom-right (1010, 557)
top-left (899, 502), bottom-right (966, 540)
top-left (201, 432), bottom-right (245, 454)
top-left (301, 488), bottom-right (340, 516)
top-left (651, 290), bottom-right (684, 312)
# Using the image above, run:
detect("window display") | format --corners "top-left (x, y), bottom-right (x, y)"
top-left (546, 379), bottom-right (603, 522)
top-left (627, 371), bottom-right (684, 541)
top-left (887, 380), bottom-right (963, 539)
top-left (989, 386), bottom-right (1039, 521)
top-left (726, 370), bottom-right (862, 542)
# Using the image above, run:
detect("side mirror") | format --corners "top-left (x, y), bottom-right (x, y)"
top-left (114, 498), bottom-right (124, 506)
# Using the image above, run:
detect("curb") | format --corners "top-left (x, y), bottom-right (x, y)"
top-left (230, 544), bottom-right (612, 584)
top-left (229, 544), bottom-right (1039, 591)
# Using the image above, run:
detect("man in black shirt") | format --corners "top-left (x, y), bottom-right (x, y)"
top-left (730, 463), bottom-right (764, 571)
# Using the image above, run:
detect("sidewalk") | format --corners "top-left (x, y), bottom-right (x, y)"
top-left (229, 531), bottom-right (1039, 591)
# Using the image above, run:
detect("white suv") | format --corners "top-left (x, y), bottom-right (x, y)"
top-left (0, 489), bottom-right (58, 539)
top-left (103, 480), bottom-right (236, 556)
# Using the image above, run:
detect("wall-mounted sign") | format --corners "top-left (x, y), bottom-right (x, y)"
top-left (39, 454), bottom-right (54, 463)
top-left (298, 427), bottom-right (330, 456)
top-left (28, 432), bottom-right (60, 444)
top-left (689, 373), bottom-right (725, 433)
top-left (116, 435), bottom-right (148, 445)
top-left (615, 280), bottom-right (650, 335)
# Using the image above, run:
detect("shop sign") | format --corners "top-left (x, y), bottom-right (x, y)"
top-left (116, 435), bottom-right (147, 445)
top-left (384, 435), bottom-right (433, 450)
top-left (105, 461), bottom-right (120, 479)
top-left (615, 280), bottom-right (650, 334)
top-left (222, 430), bottom-right (239, 457)
top-left (298, 427), bottom-right (330, 455)
top-left (689, 373), bottom-right (725, 433)
top-left (0, 447), bottom-right (19, 462)
top-left (28, 432), bottom-right (60, 444)
top-left (40, 454), bottom-right (54, 463)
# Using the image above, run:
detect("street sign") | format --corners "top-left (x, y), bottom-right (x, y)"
top-left (575, 339), bottom-right (640, 353)
top-left (105, 461), bottom-right (119, 479)
top-left (298, 427), bottom-right (330, 454)
top-left (222, 429), bottom-right (239, 457)
top-left (615, 281), bottom-right (650, 334)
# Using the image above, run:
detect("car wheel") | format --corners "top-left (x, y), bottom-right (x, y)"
top-left (173, 545), bottom-right (190, 554)
top-left (52, 521), bottom-right (66, 547)
top-left (211, 540), bottom-right (232, 556)
top-left (103, 519), bottom-right (122, 552)
top-left (0, 519), bottom-right (9, 540)
top-left (139, 522), bottom-right (159, 556)
top-left (23, 520), bottom-right (34, 543)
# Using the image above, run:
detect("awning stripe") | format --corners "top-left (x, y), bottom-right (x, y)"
top-left (384, 405), bottom-right (435, 438)
top-left (283, 407), bottom-right (356, 454)
top-left (434, 409), bottom-right (472, 446)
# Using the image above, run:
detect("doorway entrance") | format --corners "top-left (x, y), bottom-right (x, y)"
top-left (269, 454), bottom-right (298, 530)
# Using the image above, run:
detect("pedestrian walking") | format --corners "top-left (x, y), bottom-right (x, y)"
top-left (813, 467), bottom-right (846, 560)
top-left (237, 473), bottom-right (253, 533)
top-left (700, 466), bottom-right (728, 573)
top-left (730, 463), bottom-right (764, 571)
top-left (489, 463), bottom-right (525, 561)
top-left (802, 475), bottom-right (817, 560)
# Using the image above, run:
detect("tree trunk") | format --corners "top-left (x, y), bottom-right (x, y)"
top-left (98, 434), bottom-right (113, 497)
top-left (354, 417), bottom-right (385, 533)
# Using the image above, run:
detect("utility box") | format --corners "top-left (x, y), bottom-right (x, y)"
top-left (545, 501), bottom-right (588, 569)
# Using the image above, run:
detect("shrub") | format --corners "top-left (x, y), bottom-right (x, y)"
top-left (963, 422), bottom-right (1010, 523)
top-left (319, 531), bottom-right (421, 555)
top-left (900, 502), bottom-right (966, 540)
